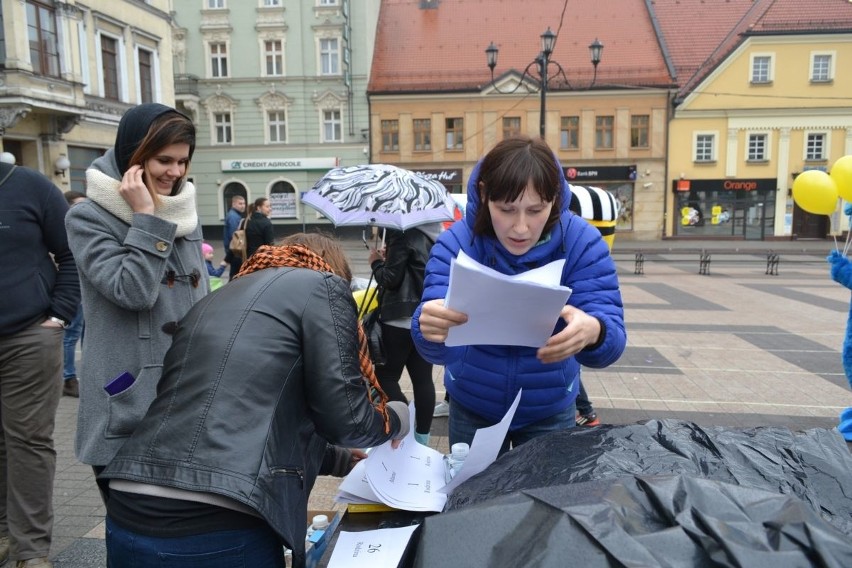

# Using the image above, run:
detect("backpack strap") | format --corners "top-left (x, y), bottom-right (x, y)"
top-left (0, 163), bottom-right (16, 188)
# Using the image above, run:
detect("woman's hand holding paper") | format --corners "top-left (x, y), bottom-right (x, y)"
top-left (419, 299), bottom-right (468, 343)
top-left (536, 306), bottom-right (601, 364)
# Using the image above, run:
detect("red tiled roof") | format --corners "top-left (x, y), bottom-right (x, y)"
top-left (369, 0), bottom-right (674, 94)
top-left (650, 0), bottom-right (852, 98)
top-left (750, 0), bottom-right (852, 33)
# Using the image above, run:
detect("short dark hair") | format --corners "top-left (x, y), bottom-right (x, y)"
top-left (473, 136), bottom-right (563, 238)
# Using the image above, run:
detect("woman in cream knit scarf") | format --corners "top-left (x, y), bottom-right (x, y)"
top-left (65, 104), bottom-right (209, 502)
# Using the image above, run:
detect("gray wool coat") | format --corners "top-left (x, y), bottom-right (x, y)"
top-left (65, 201), bottom-right (208, 466)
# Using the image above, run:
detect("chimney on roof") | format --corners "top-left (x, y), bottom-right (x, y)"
top-left (420, 0), bottom-right (439, 9)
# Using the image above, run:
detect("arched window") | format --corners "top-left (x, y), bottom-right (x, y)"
top-left (269, 180), bottom-right (297, 218)
top-left (222, 182), bottom-right (248, 217)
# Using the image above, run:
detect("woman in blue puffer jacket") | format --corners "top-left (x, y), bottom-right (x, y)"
top-left (412, 136), bottom-right (626, 453)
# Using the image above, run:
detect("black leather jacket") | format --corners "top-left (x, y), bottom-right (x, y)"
top-left (371, 229), bottom-right (435, 322)
top-left (101, 266), bottom-right (401, 563)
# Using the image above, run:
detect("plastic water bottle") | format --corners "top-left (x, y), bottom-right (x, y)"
top-left (306, 514), bottom-right (329, 543)
top-left (444, 442), bottom-right (470, 483)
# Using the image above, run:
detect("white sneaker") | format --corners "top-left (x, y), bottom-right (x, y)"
top-left (433, 401), bottom-right (449, 417)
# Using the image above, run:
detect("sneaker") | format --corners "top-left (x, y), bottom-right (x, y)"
top-left (63, 378), bottom-right (79, 398)
top-left (433, 401), bottom-right (449, 418)
top-left (576, 412), bottom-right (600, 427)
top-left (16, 559), bottom-right (53, 568)
top-left (0, 536), bottom-right (9, 566)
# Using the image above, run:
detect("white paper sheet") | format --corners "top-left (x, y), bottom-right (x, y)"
top-left (364, 403), bottom-right (447, 512)
top-left (444, 251), bottom-right (572, 347)
top-left (327, 525), bottom-right (419, 568)
top-left (439, 389), bottom-right (522, 494)
top-left (336, 394), bottom-right (524, 510)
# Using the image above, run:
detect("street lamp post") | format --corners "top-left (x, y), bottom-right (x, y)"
top-left (486, 28), bottom-right (603, 138)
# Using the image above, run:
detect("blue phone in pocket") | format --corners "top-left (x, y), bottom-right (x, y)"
top-left (104, 371), bottom-right (135, 396)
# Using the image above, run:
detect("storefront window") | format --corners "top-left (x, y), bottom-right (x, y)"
top-left (673, 179), bottom-right (777, 239)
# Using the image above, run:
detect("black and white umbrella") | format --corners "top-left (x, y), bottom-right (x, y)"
top-left (302, 164), bottom-right (456, 231)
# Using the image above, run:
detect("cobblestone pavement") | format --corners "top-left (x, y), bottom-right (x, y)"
top-left (49, 235), bottom-right (852, 566)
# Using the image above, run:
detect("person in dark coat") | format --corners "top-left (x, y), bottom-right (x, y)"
top-left (369, 223), bottom-right (441, 446)
top-left (0, 162), bottom-right (80, 567)
top-left (100, 233), bottom-right (409, 568)
top-left (245, 197), bottom-right (274, 258)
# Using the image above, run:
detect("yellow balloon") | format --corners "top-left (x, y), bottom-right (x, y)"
top-left (830, 155), bottom-right (852, 202)
top-left (792, 170), bottom-right (838, 215)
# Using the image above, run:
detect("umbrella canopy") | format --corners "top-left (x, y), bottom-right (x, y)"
top-left (303, 164), bottom-right (456, 230)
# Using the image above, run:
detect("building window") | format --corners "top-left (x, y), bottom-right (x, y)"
top-left (811, 53), bottom-right (832, 82)
top-left (413, 119), bottom-right (431, 151)
top-left (210, 42), bottom-right (228, 78)
top-left (26, 0), bottom-right (60, 77)
top-left (502, 117), bottom-right (521, 139)
top-left (138, 49), bottom-right (153, 104)
top-left (446, 117), bottom-right (463, 150)
top-left (263, 0), bottom-right (281, 5)
top-left (630, 115), bottom-right (649, 148)
top-left (695, 133), bottom-right (715, 162)
top-left (319, 0), bottom-right (339, 5)
top-left (207, 0), bottom-right (225, 8)
top-left (323, 109), bottom-right (341, 142)
top-left (381, 120), bottom-right (399, 152)
top-left (805, 133), bottom-right (826, 161)
top-left (268, 111), bottom-right (286, 143)
top-left (747, 133), bottom-right (767, 161)
top-left (264, 40), bottom-right (284, 76)
top-left (101, 36), bottom-right (120, 100)
top-left (750, 55), bottom-right (772, 84)
top-left (320, 38), bottom-right (340, 75)
top-left (214, 112), bottom-right (232, 144)
top-left (595, 116), bottom-right (614, 149)
top-left (560, 116), bottom-right (579, 150)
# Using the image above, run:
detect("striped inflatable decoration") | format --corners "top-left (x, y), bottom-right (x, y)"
top-left (568, 185), bottom-right (619, 250)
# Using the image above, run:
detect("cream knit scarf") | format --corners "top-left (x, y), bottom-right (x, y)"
top-left (85, 169), bottom-right (199, 237)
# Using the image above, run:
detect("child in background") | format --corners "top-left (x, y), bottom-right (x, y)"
top-left (202, 242), bottom-right (227, 290)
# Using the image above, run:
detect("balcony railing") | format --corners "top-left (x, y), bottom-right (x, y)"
top-left (174, 74), bottom-right (200, 96)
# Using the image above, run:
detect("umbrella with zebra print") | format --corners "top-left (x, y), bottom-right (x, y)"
top-left (303, 163), bottom-right (456, 231)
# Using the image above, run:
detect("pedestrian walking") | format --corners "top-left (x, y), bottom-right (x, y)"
top-left (223, 195), bottom-right (246, 279)
top-left (0, 162), bottom-right (80, 568)
top-left (61, 191), bottom-right (87, 399)
top-left (369, 223), bottom-right (441, 445)
top-left (65, 103), bottom-right (208, 502)
top-left (245, 197), bottom-right (274, 258)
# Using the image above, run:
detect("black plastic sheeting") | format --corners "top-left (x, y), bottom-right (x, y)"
top-left (414, 420), bottom-right (852, 567)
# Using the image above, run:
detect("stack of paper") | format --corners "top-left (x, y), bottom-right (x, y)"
top-left (444, 251), bottom-right (572, 347)
top-left (335, 392), bottom-right (522, 512)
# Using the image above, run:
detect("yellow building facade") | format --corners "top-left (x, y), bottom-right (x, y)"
top-left (668, 33), bottom-right (852, 239)
top-left (0, 0), bottom-right (175, 191)
top-left (370, 88), bottom-right (671, 241)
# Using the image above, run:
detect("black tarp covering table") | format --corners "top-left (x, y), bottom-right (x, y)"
top-left (414, 419), bottom-right (852, 567)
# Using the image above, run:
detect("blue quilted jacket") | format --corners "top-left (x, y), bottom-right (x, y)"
top-left (411, 161), bottom-right (626, 428)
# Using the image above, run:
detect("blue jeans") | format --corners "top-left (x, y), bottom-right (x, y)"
top-left (449, 398), bottom-right (576, 456)
top-left (106, 517), bottom-right (286, 567)
top-left (62, 308), bottom-right (84, 380)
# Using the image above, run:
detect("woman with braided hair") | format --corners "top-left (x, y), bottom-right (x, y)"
top-left (99, 233), bottom-right (409, 567)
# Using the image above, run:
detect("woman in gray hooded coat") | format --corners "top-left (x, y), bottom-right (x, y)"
top-left (65, 104), bottom-right (207, 498)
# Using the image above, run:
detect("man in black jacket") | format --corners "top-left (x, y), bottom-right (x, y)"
top-left (0, 162), bottom-right (80, 568)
